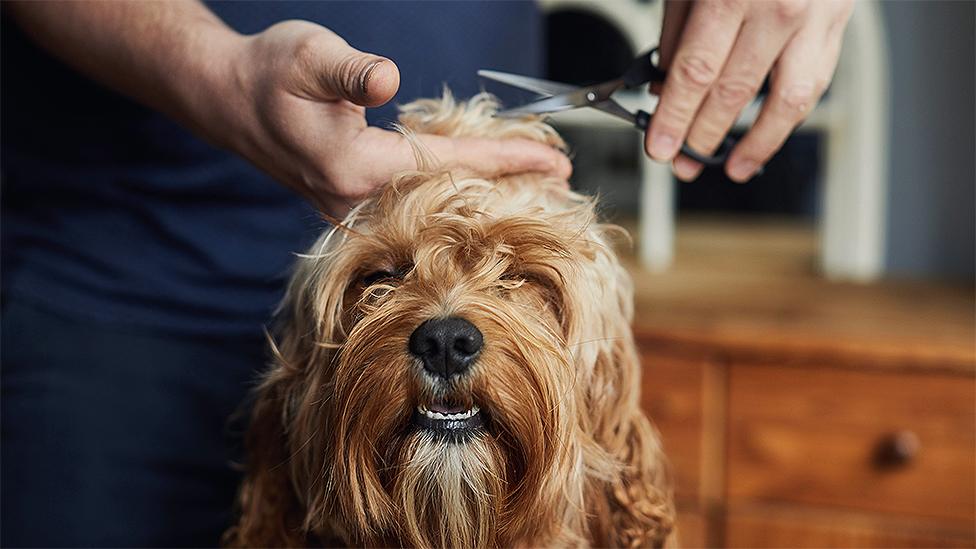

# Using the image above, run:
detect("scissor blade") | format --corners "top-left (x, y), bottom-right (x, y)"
top-left (477, 70), bottom-right (577, 96)
top-left (495, 92), bottom-right (587, 117)
top-left (590, 99), bottom-right (638, 125)
top-left (495, 79), bottom-right (625, 117)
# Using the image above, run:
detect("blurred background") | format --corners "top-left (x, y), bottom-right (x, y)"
top-left (510, 0), bottom-right (975, 547)
top-left (1, 0), bottom-right (971, 546)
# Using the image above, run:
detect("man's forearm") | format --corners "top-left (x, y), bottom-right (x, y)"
top-left (6, 0), bottom-right (244, 146)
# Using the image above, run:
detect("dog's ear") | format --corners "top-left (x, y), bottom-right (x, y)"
top-left (584, 334), bottom-right (675, 548)
top-left (564, 226), bottom-right (675, 547)
top-left (226, 235), bottom-right (356, 547)
top-left (605, 411), bottom-right (676, 547)
top-left (224, 365), bottom-right (307, 547)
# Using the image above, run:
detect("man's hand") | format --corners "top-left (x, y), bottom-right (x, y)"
top-left (645, 0), bottom-right (853, 182)
top-left (7, 2), bottom-right (571, 217)
top-left (220, 21), bottom-right (571, 216)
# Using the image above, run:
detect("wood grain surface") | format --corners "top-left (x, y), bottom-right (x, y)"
top-left (727, 363), bottom-right (976, 522)
top-left (624, 217), bottom-right (975, 374)
top-left (725, 504), bottom-right (976, 548)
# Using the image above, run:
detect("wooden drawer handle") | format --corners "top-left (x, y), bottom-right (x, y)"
top-left (874, 430), bottom-right (920, 468)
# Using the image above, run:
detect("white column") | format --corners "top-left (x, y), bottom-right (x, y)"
top-left (820, 0), bottom-right (890, 281)
top-left (638, 148), bottom-right (675, 271)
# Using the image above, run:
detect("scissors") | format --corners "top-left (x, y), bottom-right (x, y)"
top-left (478, 48), bottom-right (735, 167)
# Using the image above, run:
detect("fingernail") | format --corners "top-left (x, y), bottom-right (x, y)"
top-left (673, 155), bottom-right (702, 181)
top-left (648, 132), bottom-right (679, 160)
top-left (728, 159), bottom-right (760, 182)
top-left (360, 60), bottom-right (383, 97)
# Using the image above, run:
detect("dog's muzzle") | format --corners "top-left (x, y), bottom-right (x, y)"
top-left (408, 317), bottom-right (487, 439)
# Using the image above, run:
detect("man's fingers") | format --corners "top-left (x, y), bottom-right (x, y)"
top-left (422, 136), bottom-right (573, 181)
top-left (679, 15), bottom-right (797, 182)
top-left (297, 31), bottom-right (400, 107)
top-left (725, 25), bottom-right (833, 182)
top-left (672, 154), bottom-right (703, 182)
top-left (645, 2), bottom-right (744, 161)
top-left (348, 129), bottom-right (572, 196)
top-left (652, 0), bottom-right (693, 96)
top-left (322, 53), bottom-right (399, 107)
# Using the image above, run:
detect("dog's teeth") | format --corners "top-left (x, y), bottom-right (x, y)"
top-left (417, 406), bottom-right (480, 421)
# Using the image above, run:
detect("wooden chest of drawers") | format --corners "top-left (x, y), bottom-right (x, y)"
top-left (627, 221), bottom-right (975, 548)
top-left (637, 330), bottom-right (975, 548)
top-left (726, 364), bottom-right (974, 523)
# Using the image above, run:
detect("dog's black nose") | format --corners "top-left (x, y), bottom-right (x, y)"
top-left (408, 317), bottom-right (483, 379)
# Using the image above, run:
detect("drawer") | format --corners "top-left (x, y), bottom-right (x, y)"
top-left (724, 505), bottom-right (976, 548)
top-left (640, 353), bottom-right (706, 499)
top-left (727, 363), bottom-right (976, 521)
top-left (674, 508), bottom-right (708, 548)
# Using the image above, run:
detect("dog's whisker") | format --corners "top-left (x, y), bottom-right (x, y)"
top-left (568, 336), bottom-right (625, 349)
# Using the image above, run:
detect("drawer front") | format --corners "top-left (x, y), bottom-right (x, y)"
top-left (640, 353), bottom-right (705, 499)
top-left (725, 506), bottom-right (976, 549)
top-left (727, 363), bottom-right (976, 521)
top-left (674, 509), bottom-right (708, 548)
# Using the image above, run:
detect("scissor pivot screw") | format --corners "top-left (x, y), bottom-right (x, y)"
top-left (586, 91), bottom-right (597, 102)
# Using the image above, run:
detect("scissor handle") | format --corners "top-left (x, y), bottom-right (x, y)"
top-left (634, 109), bottom-right (734, 166)
top-left (623, 48), bottom-right (667, 89)
top-left (681, 137), bottom-right (735, 167)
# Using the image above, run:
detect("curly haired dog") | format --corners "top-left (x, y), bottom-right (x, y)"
top-left (226, 93), bottom-right (675, 548)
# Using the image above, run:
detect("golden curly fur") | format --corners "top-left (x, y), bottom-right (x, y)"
top-left (225, 93), bottom-right (675, 548)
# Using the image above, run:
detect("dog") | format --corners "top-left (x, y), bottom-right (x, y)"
top-left (226, 93), bottom-right (675, 548)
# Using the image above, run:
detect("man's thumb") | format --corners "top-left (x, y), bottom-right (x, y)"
top-left (321, 46), bottom-right (400, 107)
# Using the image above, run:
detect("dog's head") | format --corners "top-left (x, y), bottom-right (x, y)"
top-left (230, 94), bottom-right (672, 548)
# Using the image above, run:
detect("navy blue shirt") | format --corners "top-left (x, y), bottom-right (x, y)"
top-left (1, 2), bottom-right (542, 336)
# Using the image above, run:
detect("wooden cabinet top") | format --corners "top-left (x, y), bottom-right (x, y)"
top-left (623, 218), bottom-right (975, 374)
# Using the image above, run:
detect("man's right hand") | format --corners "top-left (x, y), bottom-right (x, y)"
top-left (214, 21), bottom-right (571, 216)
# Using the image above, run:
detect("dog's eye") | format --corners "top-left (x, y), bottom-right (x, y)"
top-left (360, 264), bottom-right (412, 287)
top-left (498, 271), bottom-right (527, 289)
top-left (361, 270), bottom-right (397, 286)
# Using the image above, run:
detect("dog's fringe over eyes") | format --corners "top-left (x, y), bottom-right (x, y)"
top-left (225, 91), bottom-right (675, 548)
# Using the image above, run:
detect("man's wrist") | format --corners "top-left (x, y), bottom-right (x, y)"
top-left (163, 19), bottom-right (252, 154)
